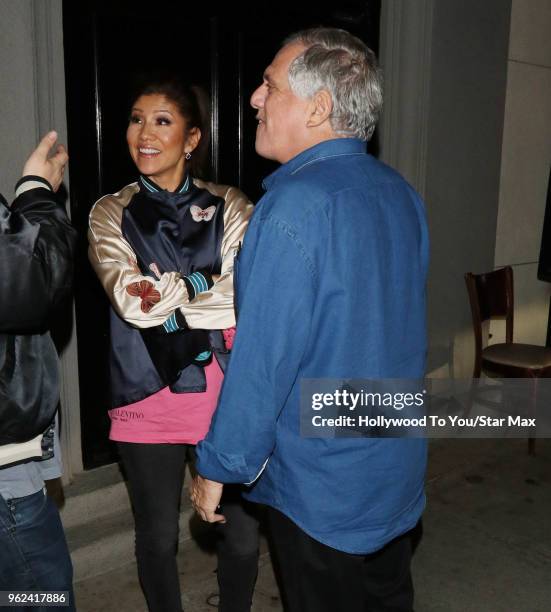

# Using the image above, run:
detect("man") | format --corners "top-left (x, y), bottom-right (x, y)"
top-left (192, 28), bottom-right (429, 611)
top-left (0, 131), bottom-right (76, 609)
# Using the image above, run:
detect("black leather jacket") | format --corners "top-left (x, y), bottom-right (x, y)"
top-left (0, 182), bottom-right (76, 445)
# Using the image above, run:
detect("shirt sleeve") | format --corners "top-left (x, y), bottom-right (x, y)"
top-left (195, 213), bottom-right (316, 483)
top-left (88, 185), bottom-right (252, 330)
top-left (0, 181), bottom-right (76, 334)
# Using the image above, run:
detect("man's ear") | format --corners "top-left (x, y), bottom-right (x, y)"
top-left (306, 90), bottom-right (333, 128)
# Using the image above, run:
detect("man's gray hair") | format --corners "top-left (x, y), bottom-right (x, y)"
top-left (283, 28), bottom-right (383, 141)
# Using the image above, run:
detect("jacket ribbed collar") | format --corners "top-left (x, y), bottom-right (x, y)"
top-left (139, 173), bottom-right (191, 195)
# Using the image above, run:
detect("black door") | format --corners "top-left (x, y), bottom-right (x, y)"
top-left (63, 0), bottom-right (380, 469)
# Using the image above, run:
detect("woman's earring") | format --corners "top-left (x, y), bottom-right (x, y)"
top-left (185, 152), bottom-right (192, 160)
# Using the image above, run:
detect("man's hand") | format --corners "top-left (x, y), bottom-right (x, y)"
top-left (22, 131), bottom-right (68, 193)
top-left (190, 475), bottom-right (226, 523)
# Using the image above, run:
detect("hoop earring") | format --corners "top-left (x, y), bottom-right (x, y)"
top-left (185, 152), bottom-right (192, 160)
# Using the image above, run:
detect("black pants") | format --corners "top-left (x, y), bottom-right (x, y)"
top-left (118, 442), bottom-right (259, 612)
top-left (268, 508), bottom-right (414, 612)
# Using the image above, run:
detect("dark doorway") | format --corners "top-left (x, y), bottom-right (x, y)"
top-left (63, 0), bottom-right (381, 469)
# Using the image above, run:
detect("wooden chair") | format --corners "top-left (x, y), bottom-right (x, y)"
top-left (464, 266), bottom-right (551, 454)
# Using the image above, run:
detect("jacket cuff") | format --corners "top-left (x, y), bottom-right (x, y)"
top-left (15, 175), bottom-right (53, 197)
top-left (183, 270), bottom-right (214, 301)
top-left (162, 309), bottom-right (189, 333)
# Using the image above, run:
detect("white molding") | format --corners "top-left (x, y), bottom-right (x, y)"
top-left (31, 0), bottom-right (83, 480)
top-left (379, 0), bottom-right (434, 199)
top-left (379, 0), bottom-right (402, 172)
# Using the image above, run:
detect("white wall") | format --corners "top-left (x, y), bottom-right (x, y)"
top-left (0, 0), bottom-right (39, 193)
top-left (493, 0), bottom-right (551, 346)
top-left (380, 0), bottom-right (513, 378)
top-left (426, 0), bottom-right (513, 378)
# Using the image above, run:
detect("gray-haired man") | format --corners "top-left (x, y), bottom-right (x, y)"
top-left (193, 28), bottom-right (429, 612)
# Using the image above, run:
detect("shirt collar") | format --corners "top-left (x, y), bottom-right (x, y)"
top-left (262, 138), bottom-right (367, 191)
top-left (139, 173), bottom-right (191, 194)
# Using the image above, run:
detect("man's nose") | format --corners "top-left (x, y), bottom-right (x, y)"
top-left (250, 83), bottom-right (265, 109)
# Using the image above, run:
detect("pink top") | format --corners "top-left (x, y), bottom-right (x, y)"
top-left (108, 359), bottom-right (224, 444)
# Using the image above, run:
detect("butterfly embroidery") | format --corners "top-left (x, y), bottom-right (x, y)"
top-left (190, 205), bottom-right (216, 222)
top-left (126, 280), bottom-right (161, 313)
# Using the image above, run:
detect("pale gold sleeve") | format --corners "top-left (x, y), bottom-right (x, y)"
top-left (180, 186), bottom-right (253, 330)
top-left (88, 196), bottom-right (190, 329)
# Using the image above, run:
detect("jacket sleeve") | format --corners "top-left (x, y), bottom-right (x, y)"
top-left (88, 184), bottom-right (253, 330)
top-left (0, 183), bottom-right (76, 334)
top-left (180, 185), bottom-right (253, 329)
top-left (195, 213), bottom-right (316, 483)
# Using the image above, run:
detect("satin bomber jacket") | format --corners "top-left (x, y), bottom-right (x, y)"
top-left (88, 178), bottom-right (253, 407)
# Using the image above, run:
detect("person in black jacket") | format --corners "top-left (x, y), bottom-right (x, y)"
top-left (0, 131), bottom-right (77, 610)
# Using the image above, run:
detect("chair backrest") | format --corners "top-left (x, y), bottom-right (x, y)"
top-left (464, 267), bottom-right (514, 368)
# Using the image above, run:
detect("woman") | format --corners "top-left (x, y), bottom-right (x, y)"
top-left (88, 78), bottom-right (258, 612)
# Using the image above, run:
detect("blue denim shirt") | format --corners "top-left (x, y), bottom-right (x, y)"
top-left (196, 138), bottom-right (429, 554)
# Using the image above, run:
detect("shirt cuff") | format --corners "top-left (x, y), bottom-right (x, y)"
top-left (15, 175), bottom-right (53, 198)
top-left (244, 457), bottom-right (269, 486)
top-left (195, 439), bottom-right (260, 484)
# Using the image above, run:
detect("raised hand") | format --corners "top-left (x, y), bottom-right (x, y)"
top-left (22, 131), bottom-right (69, 193)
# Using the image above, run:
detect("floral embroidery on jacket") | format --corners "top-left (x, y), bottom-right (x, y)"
top-left (126, 280), bottom-right (161, 313)
top-left (149, 262), bottom-right (162, 279)
top-left (128, 256), bottom-right (141, 274)
top-left (222, 326), bottom-right (236, 350)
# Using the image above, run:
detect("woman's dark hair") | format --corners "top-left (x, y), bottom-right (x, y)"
top-left (129, 74), bottom-right (210, 179)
